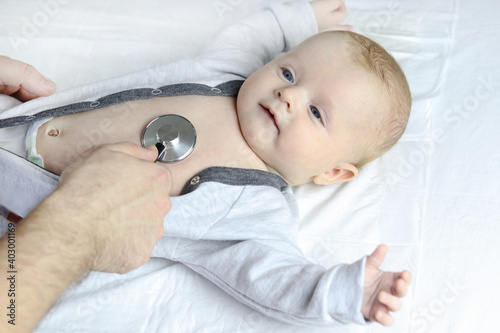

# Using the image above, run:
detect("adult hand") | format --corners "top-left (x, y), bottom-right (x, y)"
top-left (0, 55), bottom-right (56, 101)
top-left (0, 143), bottom-right (172, 333)
top-left (47, 142), bottom-right (172, 273)
top-left (310, 0), bottom-right (353, 32)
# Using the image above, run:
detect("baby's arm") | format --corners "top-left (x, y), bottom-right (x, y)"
top-left (172, 240), bottom-right (411, 327)
top-left (157, 182), bottom-right (411, 326)
top-left (174, 238), bottom-right (368, 326)
top-left (362, 245), bottom-right (412, 326)
top-left (198, 1), bottom-right (319, 78)
top-left (198, 0), bottom-right (351, 79)
top-left (156, 184), bottom-right (368, 325)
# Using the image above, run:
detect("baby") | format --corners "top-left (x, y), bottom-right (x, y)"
top-left (1, 0), bottom-right (412, 328)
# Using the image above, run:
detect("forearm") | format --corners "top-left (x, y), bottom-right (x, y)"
top-left (0, 192), bottom-right (92, 332)
top-left (0, 143), bottom-right (169, 331)
top-left (156, 184), bottom-right (366, 325)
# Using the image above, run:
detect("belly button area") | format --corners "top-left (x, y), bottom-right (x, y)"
top-left (47, 128), bottom-right (60, 137)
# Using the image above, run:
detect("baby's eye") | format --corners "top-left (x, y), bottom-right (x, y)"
top-left (310, 106), bottom-right (322, 121)
top-left (282, 69), bottom-right (294, 83)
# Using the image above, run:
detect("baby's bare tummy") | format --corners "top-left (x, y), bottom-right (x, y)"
top-left (36, 95), bottom-right (265, 196)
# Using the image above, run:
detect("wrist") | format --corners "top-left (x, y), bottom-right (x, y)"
top-left (1, 191), bottom-right (95, 332)
top-left (21, 190), bottom-right (95, 274)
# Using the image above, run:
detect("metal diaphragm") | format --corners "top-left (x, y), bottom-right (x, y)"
top-left (141, 114), bottom-right (196, 163)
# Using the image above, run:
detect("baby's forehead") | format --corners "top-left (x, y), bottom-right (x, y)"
top-left (285, 35), bottom-right (354, 71)
top-left (294, 32), bottom-right (351, 55)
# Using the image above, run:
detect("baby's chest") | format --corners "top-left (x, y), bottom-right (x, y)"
top-left (138, 96), bottom-right (260, 195)
top-left (48, 95), bottom-right (260, 195)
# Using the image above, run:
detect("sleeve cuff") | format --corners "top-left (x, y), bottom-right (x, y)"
top-left (327, 256), bottom-right (369, 325)
top-left (268, 0), bottom-right (319, 52)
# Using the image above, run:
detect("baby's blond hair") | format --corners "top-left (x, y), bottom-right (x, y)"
top-left (340, 31), bottom-right (412, 167)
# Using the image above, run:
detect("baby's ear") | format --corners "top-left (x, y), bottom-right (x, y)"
top-left (313, 163), bottom-right (358, 185)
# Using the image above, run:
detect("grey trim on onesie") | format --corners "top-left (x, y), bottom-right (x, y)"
top-left (0, 80), bottom-right (244, 129)
top-left (2, 80), bottom-right (287, 192)
top-left (182, 167), bottom-right (288, 195)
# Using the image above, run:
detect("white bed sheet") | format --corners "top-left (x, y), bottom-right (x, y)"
top-left (0, 0), bottom-right (499, 332)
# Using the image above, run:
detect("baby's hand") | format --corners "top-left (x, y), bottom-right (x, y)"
top-left (310, 0), bottom-right (353, 32)
top-left (362, 244), bottom-right (412, 326)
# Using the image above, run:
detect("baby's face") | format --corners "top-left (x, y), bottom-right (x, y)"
top-left (237, 34), bottom-right (381, 185)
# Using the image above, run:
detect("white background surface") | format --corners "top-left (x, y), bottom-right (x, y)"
top-left (0, 0), bottom-right (499, 332)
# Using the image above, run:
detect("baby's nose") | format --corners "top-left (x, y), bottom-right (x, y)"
top-left (276, 89), bottom-right (292, 111)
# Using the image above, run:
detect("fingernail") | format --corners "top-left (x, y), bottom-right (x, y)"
top-left (41, 77), bottom-right (56, 93)
top-left (146, 145), bottom-right (162, 160)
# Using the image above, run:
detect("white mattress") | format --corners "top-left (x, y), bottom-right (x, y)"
top-left (1, 0), bottom-right (499, 332)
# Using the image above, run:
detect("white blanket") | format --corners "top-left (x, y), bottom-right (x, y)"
top-left (0, 0), bottom-right (499, 332)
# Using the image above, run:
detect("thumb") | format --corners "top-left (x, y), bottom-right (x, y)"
top-left (104, 142), bottom-right (159, 162)
top-left (20, 71), bottom-right (56, 97)
top-left (0, 56), bottom-right (56, 96)
top-left (366, 244), bottom-right (388, 270)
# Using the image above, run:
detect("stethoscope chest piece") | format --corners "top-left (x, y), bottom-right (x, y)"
top-left (141, 115), bottom-right (196, 163)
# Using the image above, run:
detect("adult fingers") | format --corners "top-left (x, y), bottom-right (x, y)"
top-left (96, 143), bottom-right (173, 194)
top-left (58, 143), bottom-right (163, 189)
top-left (0, 56), bottom-right (56, 100)
top-left (96, 142), bottom-right (159, 162)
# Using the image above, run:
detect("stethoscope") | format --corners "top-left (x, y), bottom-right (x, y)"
top-left (141, 115), bottom-right (197, 163)
top-left (0, 115), bottom-right (197, 223)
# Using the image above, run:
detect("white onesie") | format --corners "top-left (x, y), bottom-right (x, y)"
top-left (0, 1), bottom-right (367, 326)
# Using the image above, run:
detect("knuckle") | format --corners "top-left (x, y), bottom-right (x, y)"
top-left (125, 255), bottom-right (146, 272)
top-left (18, 63), bottom-right (38, 80)
top-left (151, 165), bottom-right (167, 181)
top-left (139, 251), bottom-right (151, 267)
top-left (151, 166), bottom-right (173, 190)
top-left (156, 224), bottom-right (165, 240)
top-left (117, 268), bottom-right (128, 275)
top-left (165, 199), bottom-right (172, 213)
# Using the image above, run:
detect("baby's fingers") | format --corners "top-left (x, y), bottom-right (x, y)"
top-left (401, 270), bottom-right (412, 284)
top-left (375, 310), bottom-right (394, 327)
top-left (327, 3), bottom-right (348, 23)
top-left (378, 291), bottom-right (402, 312)
top-left (392, 270), bottom-right (412, 297)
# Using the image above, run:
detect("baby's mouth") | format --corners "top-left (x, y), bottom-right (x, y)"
top-left (261, 104), bottom-right (279, 132)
